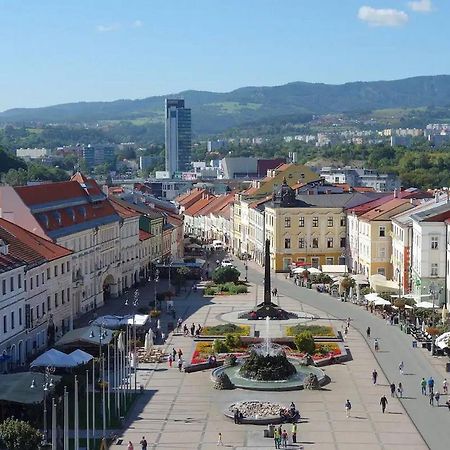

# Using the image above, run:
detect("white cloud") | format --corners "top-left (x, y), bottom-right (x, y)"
top-left (358, 6), bottom-right (409, 27)
top-left (96, 24), bottom-right (121, 33)
top-left (132, 20), bottom-right (143, 28)
top-left (408, 0), bottom-right (433, 12)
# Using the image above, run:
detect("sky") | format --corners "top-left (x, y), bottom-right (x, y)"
top-left (0, 0), bottom-right (448, 111)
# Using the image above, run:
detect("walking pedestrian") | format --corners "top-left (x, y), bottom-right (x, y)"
top-left (168, 354), bottom-right (173, 368)
top-left (281, 429), bottom-right (288, 448)
top-left (345, 399), bottom-right (352, 418)
top-left (390, 383), bottom-right (396, 398)
top-left (374, 338), bottom-right (379, 351)
top-left (344, 327), bottom-right (348, 339)
top-left (398, 361), bottom-right (404, 375)
top-left (428, 376), bottom-right (435, 395)
top-left (397, 382), bottom-right (403, 398)
top-left (183, 324), bottom-right (189, 336)
top-left (190, 323), bottom-right (195, 336)
top-left (273, 428), bottom-right (280, 449)
top-left (429, 391), bottom-right (434, 406)
top-left (443, 378), bottom-right (448, 395)
top-left (172, 348), bottom-right (177, 360)
top-left (366, 327), bottom-right (371, 338)
top-left (291, 423), bottom-right (297, 443)
top-left (178, 356), bottom-right (183, 372)
top-left (127, 442), bottom-right (134, 450)
top-left (347, 317), bottom-right (351, 328)
top-left (139, 436), bottom-right (147, 450)
top-left (446, 399), bottom-right (450, 411)
top-left (380, 395), bottom-right (388, 413)
top-left (217, 432), bottom-right (223, 446)
top-left (421, 377), bottom-right (427, 395)
top-left (177, 348), bottom-right (183, 359)
top-left (372, 369), bottom-right (378, 384)
top-left (435, 392), bottom-right (440, 406)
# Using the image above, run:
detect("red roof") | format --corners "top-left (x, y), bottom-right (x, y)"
top-left (109, 197), bottom-right (141, 219)
top-left (359, 198), bottom-right (415, 221)
top-left (139, 230), bottom-right (153, 241)
top-left (184, 194), bottom-right (216, 216)
top-left (176, 188), bottom-right (208, 209)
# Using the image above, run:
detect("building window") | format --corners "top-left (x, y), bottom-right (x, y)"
top-left (297, 257), bottom-right (306, 263)
top-left (10, 277), bottom-right (14, 292)
top-left (326, 257), bottom-right (334, 264)
top-left (41, 273), bottom-right (44, 284)
top-left (431, 263), bottom-right (439, 277)
top-left (47, 296), bottom-right (51, 311)
top-left (377, 268), bottom-right (385, 276)
top-left (54, 266), bottom-right (58, 277)
top-left (327, 217), bottom-right (333, 227)
top-left (11, 311), bottom-right (14, 329)
top-left (2, 279), bottom-right (6, 295)
top-left (55, 293), bottom-right (58, 308)
top-left (42, 302), bottom-right (45, 315)
top-left (47, 268), bottom-right (50, 279)
top-left (327, 238), bottom-right (333, 248)
top-left (379, 247), bottom-right (386, 258)
top-left (311, 257), bottom-right (319, 268)
top-left (299, 217), bottom-right (305, 227)
top-left (3, 315), bottom-right (6, 333)
top-left (36, 305), bottom-right (40, 319)
top-left (379, 226), bottom-right (386, 237)
top-left (312, 217), bottom-right (319, 227)
top-left (18, 274), bottom-right (22, 289)
top-left (19, 308), bottom-right (22, 326)
top-left (67, 261), bottom-right (70, 271)
top-left (284, 217), bottom-right (291, 228)
top-left (36, 275), bottom-right (39, 287)
top-left (340, 216), bottom-right (346, 227)
top-left (61, 263), bottom-right (65, 274)
top-left (340, 237), bottom-right (346, 248)
top-left (284, 238), bottom-right (291, 249)
top-left (30, 278), bottom-right (33, 290)
top-left (298, 238), bottom-right (305, 249)
top-left (312, 238), bottom-right (319, 248)
top-left (61, 290), bottom-right (65, 304)
top-left (67, 288), bottom-right (70, 302)
top-left (431, 236), bottom-right (439, 249)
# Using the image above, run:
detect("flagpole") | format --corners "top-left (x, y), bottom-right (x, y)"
top-left (74, 376), bottom-right (79, 450)
top-left (86, 369), bottom-right (90, 450)
top-left (51, 398), bottom-right (56, 450)
top-left (107, 341), bottom-right (111, 426)
top-left (63, 386), bottom-right (69, 450)
top-left (92, 357), bottom-right (96, 447)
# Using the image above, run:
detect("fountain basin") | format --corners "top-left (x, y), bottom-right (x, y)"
top-left (224, 401), bottom-right (286, 424)
top-left (211, 357), bottom-right (327, 391)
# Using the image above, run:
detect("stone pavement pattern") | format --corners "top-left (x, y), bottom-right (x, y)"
top-left (111, 279), bottom-right (428, 449)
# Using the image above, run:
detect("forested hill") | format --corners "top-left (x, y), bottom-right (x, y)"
top-left (2, 75), bottom-right (450, 134)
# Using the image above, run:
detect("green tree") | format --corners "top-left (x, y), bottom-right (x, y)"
top-left (294, 331), bottom-right (315, 355)
top-left (2, 168), bottom-right (28, 186)
top-left (212, 266), bottom-right (240, 284)
top-left (0, 418), bottom-right (42, 450)
top-left (173, 266), bottom-right (190, 292)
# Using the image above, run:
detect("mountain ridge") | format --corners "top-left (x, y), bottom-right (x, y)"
top-left (2, 75), bottom-right (450, 134)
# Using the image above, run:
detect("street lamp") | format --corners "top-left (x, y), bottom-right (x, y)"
top-left (125, 290), bottom-right (139, 393)
top-left (244, 261), bottom-right (248, 282)
top-left (30, 366), bottom-right (55, 444)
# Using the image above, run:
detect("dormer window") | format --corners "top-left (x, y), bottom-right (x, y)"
top-left (52, 211), bottom-right (62, 226)
top-left (0, 239), bottom-right (9, 255)
top-left (78, 206), bottom-right (87, 219)
top-left (38, 214), bottom-right (49, 229)
top-left (66, 207), bottom-right (76, 222)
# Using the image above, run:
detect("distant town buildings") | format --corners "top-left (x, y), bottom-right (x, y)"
top-left (15, 148), bottom-right (50, 160)
top-left (165, 99), bottom-right (192, 176)
top-left (82, 144), bottom-right (116, 167)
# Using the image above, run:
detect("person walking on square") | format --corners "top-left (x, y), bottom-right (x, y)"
top-left (139, 436), bottom-right (147, 450)
top-left (421, 377), bottom-right (427, 395)
top-left (345, 399), bottom-right (352, 418)
top-left (397, 382), bottom-right (403, 398)
top-left (217, 432), bottom-right (223, 446)
top-left (428, 376), bottom-right (435, 395)
top-left (443, 378), bottom-right (448, 395)
top-left (168, 354), bottom-right (173, 368)
top-left (177, 348), bottom-right (183, 359)
top-left (374, 338), bottom-right (379, 351)
top-left (177, 356), bottom-right (183, 372)
top-left (398, 361), bottom-right (404, 375)
top-left (380, 395), bottom-right (388, 413)
top-left (273, 427), bottom-right (280, 449)
top-left (372, 369), bottom-right (378, 384)
top-left (183, 324), bottom-right (189, 336)
top-left (435, 391), bottom-right (440, 406)
top-left (291, 423), bottom-right (297, 443)
top-left (172, 348), bottom-right (177, 360)
top-left (190, 323), bottom-right (195, 336)
top-left (366, 326), bottom-right (371, 338)
top-left (281, 429), bottom-right (288, 448)
top-left (390, 383), bottom-right (396, 398)
top-left (127, 442), bottom-right (134, 450)
top-left (429, 391), bottom-right (434, 406)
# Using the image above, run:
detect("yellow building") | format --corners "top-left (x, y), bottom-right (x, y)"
top-left (357, 198), bottom-right (416, 279)
top-left (265, 181), bottom-right (348, 271)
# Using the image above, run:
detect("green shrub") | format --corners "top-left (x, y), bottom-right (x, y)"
top-left (204, 286), bottom-right (217, 296)
top-left (213, 339), bottom-right (230, 353)
top-left (224, 333), bottom-right (240, 349)
top-left (0, 418), bottom-right (42, 450)
top-left (202, 324), bottom-right (249, 336)
top-left (287, 325), bottom-right (334, 337)
top-left (294, 331), bottom-right (315, 354)
top-left (234, 284), bottom-right (248, 294)
top-left (212, 266), bottom-right (240, 284)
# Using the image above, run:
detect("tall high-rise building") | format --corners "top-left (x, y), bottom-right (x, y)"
top-left (165, 99), bottom-right (192, 176)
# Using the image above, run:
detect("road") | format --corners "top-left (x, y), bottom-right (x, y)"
top-left (235, 259), bottom-right (450, 450)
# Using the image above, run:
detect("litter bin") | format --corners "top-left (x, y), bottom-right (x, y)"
top-left (254, 330), bottom-right (260, 338)
top-left (267, 424), bottom-right (275, 438)
top-left (412, 340), bottom-right (417, 348)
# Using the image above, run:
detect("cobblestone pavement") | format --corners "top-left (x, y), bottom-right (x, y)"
top-left (109, 273), bottom-right (428, 450)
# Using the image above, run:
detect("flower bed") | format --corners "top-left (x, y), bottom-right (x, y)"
top-left (286, 324), bottom-right (335, 337)
top-left (190, 341), bottom-right (341, 364)
top-left (201, 324), bottom-right (250, 336)
top-left (204, 282), bottom-right (248, 296)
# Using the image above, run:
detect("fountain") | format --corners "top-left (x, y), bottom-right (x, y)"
top-left (211, 317), bottom-right (327, 391)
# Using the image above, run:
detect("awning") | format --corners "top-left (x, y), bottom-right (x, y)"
top-left (292, 267), bottom-right (321, 274)
top-left (30, 349), bottom-right (78, 369)
top-left (364, 293), bottom-right (380, 301)
top-left (92, 314), bottom-right (149, 329)
top-left (0, 372), bottom-right (61, 404)
top-left (435, 332), bottom-right (450, 349)
top-left (415, 301), bottom-right (436, 309)
top-left (321, 265), bottom-right (347, 275)
top-left (56, 326), bottom-right (114, 348)
top-left (369, 274), bottom-right (399, 293)
top-left (69, 349), bottom-right (94, 365)
top-left (351, 274), bottom-right (369, 285)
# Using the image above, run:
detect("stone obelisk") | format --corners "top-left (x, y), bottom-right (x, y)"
top-left (263, 238), bottom-right (272, 306)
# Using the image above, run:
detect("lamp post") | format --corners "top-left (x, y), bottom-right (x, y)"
top-left (30, 365), bottom-right (55, 444)
top-left (244, 261), bottom-right (248, 282)
top-left (153, 266), bottom-right (160, 309)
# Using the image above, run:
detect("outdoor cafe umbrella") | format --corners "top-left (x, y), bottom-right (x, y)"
top-left (415, 301), bottom-right (435, 309)
top-left (422, 321), bottom-right (426, 332)
top-left (144, 332), bottom-right (153, 354)
top-left (373, 298), bottom-right (391, 307)
top-left (416, 317), bottom-right (420, 328)
top-left (435, 332), bottom-right (450, 350)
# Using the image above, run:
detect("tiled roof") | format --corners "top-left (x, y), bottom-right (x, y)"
top-left (139, 230), bottom-right (153, 241)
top-left (109, 197), bottom-right (141, 219)
top-left (184, 194), bottom-right (216, 216)
top-left (14, 176), bottom-right (120, 239)
top-left (175, 188), bottom-right (207, 207)
top-left (359, 198), bottom-right (415, 221)
top-left (202, 194), bottom-right (234, 217)
top-left (411, 203), bottom-right (450, 222)
top-left (108, 197), bottom-right (164, 220)
top-left (0, 219), bottom-right (71, 262)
